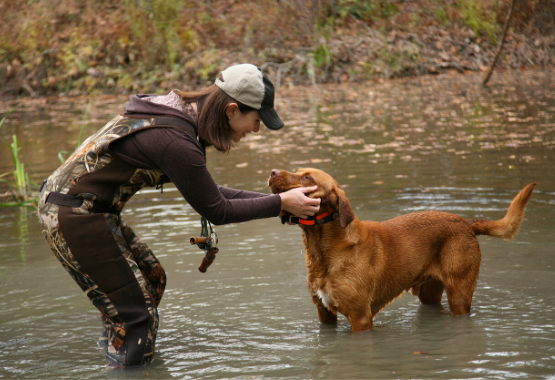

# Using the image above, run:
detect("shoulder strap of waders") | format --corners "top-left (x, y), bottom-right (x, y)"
top-left (123, 114), bottom-right (197, 137)
top-left (153, 116), bottom-right (197, 137)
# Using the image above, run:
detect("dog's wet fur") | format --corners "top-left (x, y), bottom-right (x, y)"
top-left (269, 168), bottom-right (535, 332)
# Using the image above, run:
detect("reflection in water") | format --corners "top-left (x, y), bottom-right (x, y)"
top-left (17, 208), bottom-right (30, 264)
top-left (1, 69), bottom-right (555, 379)
top-left (310, 305), bottom-right (485, 379)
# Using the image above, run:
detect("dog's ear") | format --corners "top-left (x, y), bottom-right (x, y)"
top-left (327, 185), bottom-right (355, 228)
top-left (337, 188), bottom-right (355, 228)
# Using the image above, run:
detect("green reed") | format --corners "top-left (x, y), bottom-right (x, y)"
top-left (0, 108), bottom-right (38, 207)
top-left (10, 135), bottom-right (28, 200)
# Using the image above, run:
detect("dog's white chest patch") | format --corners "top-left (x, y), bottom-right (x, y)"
top-left (317, 289), bottom-right (333, 309)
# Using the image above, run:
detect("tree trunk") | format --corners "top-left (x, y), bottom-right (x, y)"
top-left (482, 0), bottom-right (517, 87)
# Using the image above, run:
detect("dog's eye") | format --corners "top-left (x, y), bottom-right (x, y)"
top-left (303, 175), bottom-right (313, 182)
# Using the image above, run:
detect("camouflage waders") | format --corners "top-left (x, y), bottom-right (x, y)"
top-left (38, 113), bottom-right (196, 366)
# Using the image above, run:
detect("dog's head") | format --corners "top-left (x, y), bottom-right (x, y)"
top-left (268, 168), bottom-right (355, 228)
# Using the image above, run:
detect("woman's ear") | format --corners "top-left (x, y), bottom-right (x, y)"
top-left (225, 103), bottom-right (239, 119)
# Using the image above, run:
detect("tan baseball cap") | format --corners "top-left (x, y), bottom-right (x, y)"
top-left (215, 64), bottom-right (284, 130)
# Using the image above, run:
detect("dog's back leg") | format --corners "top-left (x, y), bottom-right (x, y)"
top-left (441, 236), bottom-right (481, 316)
top-left (344, 308), bottom-right (373, 332)
top-left (418, 278), bottom-right (445, 305)
top-left (445, 282), bottom-right (476, 316)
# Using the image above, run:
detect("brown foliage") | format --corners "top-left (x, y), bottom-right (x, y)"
top-left (0, 0), bottom-right (553, 98)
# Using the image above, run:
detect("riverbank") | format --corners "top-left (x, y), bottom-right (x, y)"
top-left (0, 0), bottom-right (554, 98)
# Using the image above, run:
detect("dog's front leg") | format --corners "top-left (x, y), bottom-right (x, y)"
top-left (310, 294), bottom-right (338, 325)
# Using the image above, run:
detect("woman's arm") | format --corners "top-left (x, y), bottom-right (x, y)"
top-left (217, 185), bottom-right (320, 219)
top-left (217, 185), bottom-right (270, 200)
top-left (112, 127), bottom-right (319, 224)
top-left (157, 133), bottom-right (281, 225)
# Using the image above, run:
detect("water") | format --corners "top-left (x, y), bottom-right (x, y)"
top-left (1, 69), bottom-right (555, 379)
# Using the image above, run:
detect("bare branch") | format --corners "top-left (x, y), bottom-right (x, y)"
top-left (482, 0), bottom-right (516, 87)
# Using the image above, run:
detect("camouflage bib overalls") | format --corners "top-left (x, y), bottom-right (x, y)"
top-left (37, 113), bottom-right (197, 366)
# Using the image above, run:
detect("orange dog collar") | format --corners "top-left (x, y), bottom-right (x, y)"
top-left (281, 211), bottom-right (339, 226)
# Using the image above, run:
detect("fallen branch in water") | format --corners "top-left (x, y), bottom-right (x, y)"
top-left (0, 337), bottom-right (27, 348)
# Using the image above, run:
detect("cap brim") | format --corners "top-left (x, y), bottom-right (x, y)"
top-left (259, 108), bottom-right (284, 130)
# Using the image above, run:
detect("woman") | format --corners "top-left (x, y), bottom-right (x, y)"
top-left (37, 64), bottom-right (320, 367)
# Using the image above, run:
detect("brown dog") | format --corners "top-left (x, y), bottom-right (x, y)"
top-left (269, 168), bottom-right (535, 332)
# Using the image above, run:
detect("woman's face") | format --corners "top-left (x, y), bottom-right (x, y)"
top-left (226, 104), bottom-right (261, 143)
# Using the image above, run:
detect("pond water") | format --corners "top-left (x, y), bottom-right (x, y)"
top-left (1, 68), bottom-right (555, 379)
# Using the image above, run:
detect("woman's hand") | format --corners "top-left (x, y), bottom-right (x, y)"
top-left (278, 186), bottom-right (320, 219)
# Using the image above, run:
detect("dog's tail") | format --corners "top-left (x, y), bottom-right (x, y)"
top-left (467, 183), bottom-right (536, 240)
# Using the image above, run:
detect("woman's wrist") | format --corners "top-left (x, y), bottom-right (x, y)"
top-left (278, 192), bottom-right (291, 213)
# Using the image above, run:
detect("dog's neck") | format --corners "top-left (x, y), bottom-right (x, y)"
top-left (300, 217), bottom-right (360, 264)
